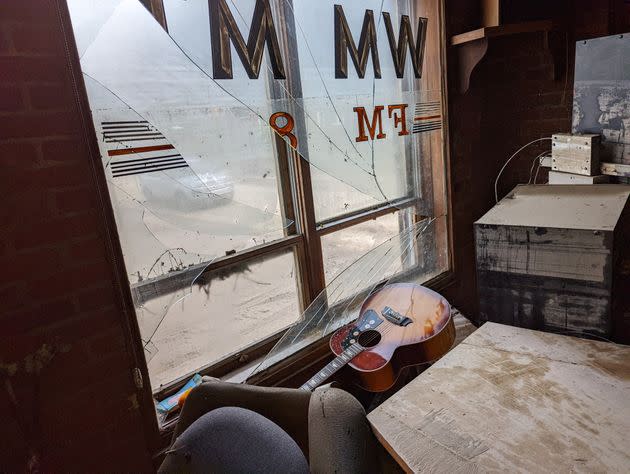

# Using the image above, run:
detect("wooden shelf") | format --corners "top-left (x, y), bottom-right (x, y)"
top-left (451, 20), bottom-right (553, 46)
top-left (450, 20), bottom-right (554, 94)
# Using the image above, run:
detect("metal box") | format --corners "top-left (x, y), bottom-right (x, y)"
top-left (573, 33), bottom-right (630, 163)
top-left (551, 133), bottom-right (600, 176)
top-left (475, 184), bottom-right (630, 342)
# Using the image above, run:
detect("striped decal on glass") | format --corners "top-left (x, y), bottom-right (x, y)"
top-left (107, 144), bottom-right (175, 156)
top-left (413, 101), bottom-right (442, 134)
top-left (101, 120), bottom-right (166, 142)
top-left (110, 153), bottom-right (188, 177)
top-left (102, 121), bottom-right (189, 177)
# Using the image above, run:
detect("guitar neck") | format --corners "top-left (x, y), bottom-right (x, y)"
top-left (299, 343), bottom-right (365, 391)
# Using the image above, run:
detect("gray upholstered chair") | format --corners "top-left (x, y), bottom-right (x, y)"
top-left (159, 380), bottom-right (399, 473)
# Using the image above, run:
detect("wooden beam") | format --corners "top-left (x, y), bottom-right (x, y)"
top-left (601, 161), bottom-right (630, 177)
top-left (450, 20), bottom-right (553, 46)
top-left (139, 0), bottom-right (168, 30)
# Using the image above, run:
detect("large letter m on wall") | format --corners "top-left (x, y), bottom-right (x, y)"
top-left (209, 0), bottom-right (286, 79)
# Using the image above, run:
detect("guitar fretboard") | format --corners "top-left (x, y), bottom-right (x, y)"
top-left (299, 343), bottom-right (365, 391)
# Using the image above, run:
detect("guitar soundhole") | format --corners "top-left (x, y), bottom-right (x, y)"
top-left (358, 329), bottom-right (381, 348)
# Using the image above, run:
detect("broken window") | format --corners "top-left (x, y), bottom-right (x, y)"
top-left (67, 0), bottom-right (449, 392)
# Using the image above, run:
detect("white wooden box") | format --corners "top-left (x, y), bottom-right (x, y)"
top-left (548, 170), bottom-right (609, 184)
top-left (474, 184), bottom-right (630, 342)
top-left (551, 133), bottom-right (600, 175)
top-left (368, 323), bottom-right (630, 473)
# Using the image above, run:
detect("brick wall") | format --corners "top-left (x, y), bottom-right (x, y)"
top-left (0, 1), bottom-right (155, 471)
top-left (443, 0), bottom-right (615, 318)
top-left (0, 0), bottom-right (623, 470)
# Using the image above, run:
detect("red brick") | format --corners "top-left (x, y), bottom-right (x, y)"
top-left (1, 1), bottom-right (152, 471)
top-left (41, 137), bottom-right (84, 165)
top-left (60, 211), bottom-right (105, 239)
top-left (83, 326), bottom-right (127, 359)
top-left (75, 284), bottom-right (119, 314)
top-left (37, 307), bottom-right (120, 345)
top-left (0, 56), bottom-right (67, 84)
top-left (0, 26), bottom-right (13, 54)
top-left (66, 235), bottom-right (106, 263)
top-left (0, 246), bottom-right (64, 282)
top-left (3, 298), bottom-right (77, 335)
top-left (0, 328), bottom-right (54, 364)
top-left (0, 110), bottom-right (81, 140)
top-left (45, 349), bottom-right (131, 395)
top-left (0, 85), bottom-right (24, 111)
top-left (25, 260), bottom-right (112, 301)
top-left (0, 281), bottom-right (27, 312)
top-left (4, 163), bottom-right (89, 199)
top-left (44, 374), bottom-right (135, 433)
top-left (0, 141), bottom-right (39, 168)
top-left (53, 186), bottom-right (97, 215)
top-left (28, 83), bottom-right (74, 110)
top-left (10, 22), bottom-right (64, 56)
top-left (3, 187), bottom-right (53, 222)
top-left (0, 238), bottom-right (12, 258)
top-left (13, 211), bottom-right (102, 250)
top-left (0, 407), bottom-right (26, 468)
top-left (0, 3), bottom-right (56, 24)
top-left (43, 419), bottom-right (151, 473)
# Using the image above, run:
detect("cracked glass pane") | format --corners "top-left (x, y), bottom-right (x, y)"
top-left (248, 215), bottom-right (448, 379)
top-left (71, 0), bottom-right (443, 221)
top-left (67, 0), bottom-right (448, 381)
top-left (69, 0), bottom-right (302, 363)
top-left (321, 209), bottom-right (416, 285)
top-left (147, 249), bottom-right (300, 388)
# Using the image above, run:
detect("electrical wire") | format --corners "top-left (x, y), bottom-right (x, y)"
top-left (528, 152), bottom-right (550, 184)
top-left (495, 137), bottom-right (552, 203)
top-left (533, 159), bottom-right (543, 184)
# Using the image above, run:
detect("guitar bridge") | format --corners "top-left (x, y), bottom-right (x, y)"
top-left (382, 306), bottom-right (413, 326)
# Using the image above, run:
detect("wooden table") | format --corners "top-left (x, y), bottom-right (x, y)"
top-left (368, 322), bottom-right (630, 473)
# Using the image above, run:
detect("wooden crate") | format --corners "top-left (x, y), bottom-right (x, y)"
top-left (474, 184), bottom-right (630, 343)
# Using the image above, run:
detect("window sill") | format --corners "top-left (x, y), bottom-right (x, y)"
top-left (152, 268), bottom-right (456, 450)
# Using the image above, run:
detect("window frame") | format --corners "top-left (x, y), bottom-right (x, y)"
top-left (131, 0), bottom-right (453, 400)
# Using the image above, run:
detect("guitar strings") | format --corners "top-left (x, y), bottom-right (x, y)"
top-left (321, 224), bottom-right (422, 337)
top-left (320, 284), bottom-right (450, 384)
top-left (318, 221), bottom-right (420, 334)
top-left (337, 223), bottom-right (429, 351)
top-left (306, 220), bottom-right (442, 385)
top-left (288, 224), bottom-right (412, 345)
top-left (348, 289), bottom-right (449, 360)
top-left (303, 216), bottom-right (436, 347)
top-left (255, 237), bottom-right (408, 379)
top-left (323, 219), bottom-right (432, 337)
top-left (311, 232), bottom-right (401, 333)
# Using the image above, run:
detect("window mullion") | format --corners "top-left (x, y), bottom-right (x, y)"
top-left (293, 149), bottom-right (326, 303)
top-left (271, 0), bottom-right (325, 306)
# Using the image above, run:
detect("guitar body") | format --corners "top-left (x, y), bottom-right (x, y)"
top-left (329, 283), bottom-right (455, 392)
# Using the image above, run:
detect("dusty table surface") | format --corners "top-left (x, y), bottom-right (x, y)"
top-left (367, 322), bottom-right (630, 473)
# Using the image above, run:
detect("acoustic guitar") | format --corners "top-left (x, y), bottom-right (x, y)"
top-left (299, 283), bottom-right (455, 392)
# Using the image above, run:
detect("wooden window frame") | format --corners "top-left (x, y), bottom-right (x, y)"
top-left (135, 0), bottom-right (452, 398)
top-left (63, 0), bottom-right (453, 463)
top-left (99, 0), bottom-right (454, 446)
